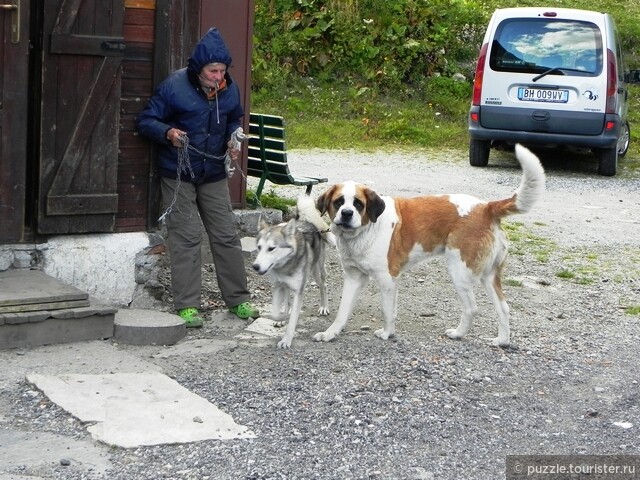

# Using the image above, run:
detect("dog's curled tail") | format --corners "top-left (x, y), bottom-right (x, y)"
top-left (296, 195), bottom-right (337, 247)
top-left (513, 144), bottom-right (545, 214)
top-left (491, 144), bottom-right (545, 218)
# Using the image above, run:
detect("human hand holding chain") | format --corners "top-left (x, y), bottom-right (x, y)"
top-left (166, 128), bottom-right (187, 147)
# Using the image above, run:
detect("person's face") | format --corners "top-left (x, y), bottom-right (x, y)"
top-left (199, 63), bottom-right (226, 88)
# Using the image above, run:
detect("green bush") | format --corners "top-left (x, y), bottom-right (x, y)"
top-left (246, 188), bottom-right (297, 214)
top-left (252, 0), bottom-right (486, 93)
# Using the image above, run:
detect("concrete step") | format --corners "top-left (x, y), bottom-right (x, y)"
top-left (0, 306), bottom-right (189, 350)
top-left (0, 303), bottom-right (117, 350)
top-left (0, 269), bottom-right (116, 350)
top-left (0, 269), bottom-right (89, 313)
top-left (113, 309), bottom-right (186, 346)
top-left (0, 270), bottom-right (188, 350)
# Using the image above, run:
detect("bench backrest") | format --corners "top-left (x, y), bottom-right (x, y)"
top-left (248, 113), bottom-right (295, 184)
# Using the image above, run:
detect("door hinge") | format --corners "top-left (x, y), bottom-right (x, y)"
top-left (101, 40), bottom-right (126, 52)
top-left (0, 0), bottom-right (19, 44)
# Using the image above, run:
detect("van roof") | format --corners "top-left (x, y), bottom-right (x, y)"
top-left (492, 7), bottom-right (610, 22)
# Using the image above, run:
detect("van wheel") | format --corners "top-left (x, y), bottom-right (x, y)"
top-left (618, 121), bottom-right (630, 158)
top-left (469, 139), bottom-right (490, 167)
top-left (597, 147), bottom-right (618, 176)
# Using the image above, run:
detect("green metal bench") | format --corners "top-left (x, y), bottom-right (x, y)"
top-left (247, 113), bottom-right (327, 208)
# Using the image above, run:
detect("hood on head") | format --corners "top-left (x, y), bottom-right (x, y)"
top-left (187, 28), bottom-right (232, 74)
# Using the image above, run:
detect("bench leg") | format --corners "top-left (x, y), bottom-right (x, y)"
top-left (305, 184), bottom-right (313, 196)
top-left (253, 176), bottom-right (268, 209)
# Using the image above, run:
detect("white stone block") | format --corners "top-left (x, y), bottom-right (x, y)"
top-left (42, 233), bottom-right (150, 306)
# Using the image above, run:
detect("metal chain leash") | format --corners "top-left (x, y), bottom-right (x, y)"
top-left (157, 131), bottom-right (253, 222)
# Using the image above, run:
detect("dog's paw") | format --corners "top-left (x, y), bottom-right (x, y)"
top-left (277, 336), bottom-right (293, 349)
top-left (491, 336), bottom-right (510, 348)
top-left (273, 320), bottom-right (286, 328)
top-left (374, 328), bottom-right (394, 340)
top-left (445, 328), bottom-right (464, 340)
top-left (313, 330), bottom-right (336, 342)
top-left (318, 306), bottom-right (330, 316)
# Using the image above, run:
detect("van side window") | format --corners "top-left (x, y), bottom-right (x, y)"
top-left (490, 18), bottom-right (603, 76)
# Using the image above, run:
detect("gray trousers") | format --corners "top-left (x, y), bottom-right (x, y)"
top-left (161, 177), bottom-right (250, 310)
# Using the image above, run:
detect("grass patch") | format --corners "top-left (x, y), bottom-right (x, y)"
top-left (575, 276), bottom-right (595, 286)
top-left (503, 221), bottom-right (556, 262)
top-left (252, 78), bottom-right (470, 151)
top-left (625, 306), bottom-right (640, 315)
top-left (556, 269), bottom-right (576, 279)
top-left (556, 254), bottom-right (597, 284)
top-left (504, 278), bottom-right (523, 287)
top-left (246, 188), bottom-right (297, 214)
top-left (554, 246), bottom-right (640, 285)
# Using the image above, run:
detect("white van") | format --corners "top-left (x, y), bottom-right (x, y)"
top-left (468, 7), bottom-right (639, 175)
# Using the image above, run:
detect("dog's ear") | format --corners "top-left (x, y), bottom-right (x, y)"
top-left (316, 185), bottom-right (338, 215)
top-left (258, 216), bottom-right (269, 231)
top-left (283, 218), bottom-right (297, 236)
top-left (365, 188), bottom-right (386, 223)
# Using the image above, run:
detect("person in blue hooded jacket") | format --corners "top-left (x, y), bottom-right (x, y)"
top-left (137, 28), bottom-right (259, 327)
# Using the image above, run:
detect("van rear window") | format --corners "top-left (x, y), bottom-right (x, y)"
top-left (490, 18), bottom-right (602, 76)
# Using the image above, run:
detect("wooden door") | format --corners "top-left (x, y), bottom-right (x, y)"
top-left (0, 0), bottom-right (29, 243)
top-left (37, 0), bottom-right (124, 234)
top-left (200, 0), bottom-right (254, 208)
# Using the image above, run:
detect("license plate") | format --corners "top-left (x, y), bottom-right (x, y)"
top-left (517, 87), bottom-right (569, 103)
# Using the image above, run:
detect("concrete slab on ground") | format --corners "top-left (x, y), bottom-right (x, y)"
top-left (27, 372), bottom-right (256, 448)
top-left (236, 316), bottom-right (282, 340)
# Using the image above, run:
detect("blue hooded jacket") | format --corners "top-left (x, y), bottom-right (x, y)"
top-left (136, 28), bottom-right (244, 183)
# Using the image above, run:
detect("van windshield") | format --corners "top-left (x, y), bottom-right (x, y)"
top-left (490, 18), bottom-right (602, 76)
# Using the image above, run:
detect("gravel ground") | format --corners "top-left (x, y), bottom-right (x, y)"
top-left (2, 147), bottom-right (640, 480)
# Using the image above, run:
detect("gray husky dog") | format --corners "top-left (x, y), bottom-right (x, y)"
top-left (252, 196), bottom-right (336, 348)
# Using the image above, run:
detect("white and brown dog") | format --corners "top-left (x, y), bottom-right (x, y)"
top-left (314, 144), bottom-right (545, 347)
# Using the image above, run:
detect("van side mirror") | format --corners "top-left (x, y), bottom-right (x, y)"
top-left (627, 69), bottom-right (640, 84)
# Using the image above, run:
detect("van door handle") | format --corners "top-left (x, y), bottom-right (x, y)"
top-left (0, 0), bottom-right (19, 44)
top-left (532, 111), bottom-right (550, 121)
